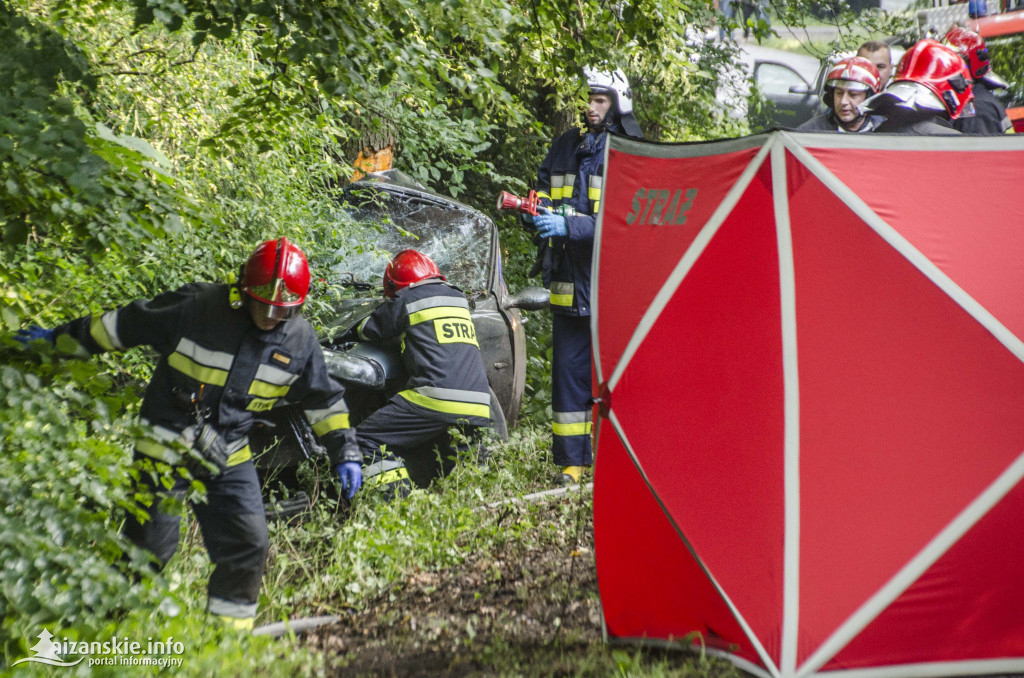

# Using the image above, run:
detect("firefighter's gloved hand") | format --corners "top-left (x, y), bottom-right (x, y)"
top-left (534, 213), bottom-right (567, 238)
top-left (193, 422), bottom-right (230, 478)
top-left (336, 462), bottom-right (362, 499)
top-left (15, 325), bottom-right (55, 346)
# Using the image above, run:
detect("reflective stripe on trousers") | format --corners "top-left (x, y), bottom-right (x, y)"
top-left (551, 314), bottom-right (593, 467)
top-left (363, 458), bottom-right (411, 487)
top-left (398, 386), bottom-right (491, 420)
top-left (552, 410), bottom-right (592, 437)
top-left (208, 597), bottom-right (258, 626)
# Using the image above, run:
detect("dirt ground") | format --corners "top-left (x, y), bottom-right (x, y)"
top-left (309, 496), bottom-right (610, 677)
top-left (307, 496), bottom-right (739, 677)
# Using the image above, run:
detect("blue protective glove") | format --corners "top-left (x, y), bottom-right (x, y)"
top-left (521, 212), bottom-right (535, 225)
top-left (336, 461), bottom-right (362, 499)
top-left (15, 325), bottom-right (55, 346)
top-left (534, 213), bottom-right (567, 238)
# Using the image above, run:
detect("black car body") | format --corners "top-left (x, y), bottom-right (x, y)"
top-left (252, 170), bottom-right (547, 481)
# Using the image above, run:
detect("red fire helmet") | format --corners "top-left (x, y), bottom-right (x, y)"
top-left (241, 237), bottom-right (310, 320)
top-left (821, 56), bottom-right (881, 109)
top-left (887, 39), bottom-right (974, 120)
top-left (944, 26), bottom-right (990, 80)
top-left (383, 249), bottom-right (445, 298)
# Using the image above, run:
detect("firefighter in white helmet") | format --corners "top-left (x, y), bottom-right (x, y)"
top-left (525, 67), bottom-right (643, 486)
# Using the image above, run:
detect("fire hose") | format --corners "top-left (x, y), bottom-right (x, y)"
top-left (495, 190), bottom-right (576, 217)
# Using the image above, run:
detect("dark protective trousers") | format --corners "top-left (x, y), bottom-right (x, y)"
top-left (356, 397), bottom-right (487, 494)
top-left (551, 313), bottom-right (593, 467)
top-left (122, 457), bottom-right (269, 622)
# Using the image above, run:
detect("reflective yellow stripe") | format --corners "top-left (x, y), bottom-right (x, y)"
top-left (167, 353), bottom-right (229, 386)
top-left (225, 445), bottom-right (252, 467)
top-left (550, 176), bottom-right (564, 201)
top-left (89, 315), bottom-right (116, 352)
top-left (562, 174), bottom-right (575, 199)
top-left (248, 380), bottom-right (290, 398)
top-left (368, 467), bottom-right (411, 487)
top-left (536, 191), bottom-right (551, 201)
top-left (213, 615), bottom-right (254, 631)
top-left (549, 282), bottom-right (574, 307)
top-left (311, 412), bottom-right (351, 436)
top-left (552, 421), bottom-right (593, 436)
top-left (136, 438), bottom-right (181, 464)
top-left (408, 306), bottom-right (472, 326)
top-left (137, 440), bottom-right (251, 467)
top-left (246, 397), bottom-right (277, 412)
top-left (399, 389), bottom-right (491, 419)
top-left (588, 186), bottom-right (602, 201)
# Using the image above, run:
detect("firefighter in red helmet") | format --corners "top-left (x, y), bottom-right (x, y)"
top-left (943, 27), bottom-right (1013, 135)
top-left (798, 56), bottom-right (884, 133)
top-left (352, 249), bottom-right (492, 497)
top-left (862, 39), bottom-right (972, 135)
top-left (15, 237), bottom-right (361, 630)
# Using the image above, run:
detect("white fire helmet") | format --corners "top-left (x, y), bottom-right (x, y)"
top-left (583, 66), bottom-right (634, 115)
top-left (582, 66), bottom-right (644, 137)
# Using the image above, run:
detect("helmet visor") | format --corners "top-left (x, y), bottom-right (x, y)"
top-left (827, 78), bottom-right (872, 92)
top-left (247, 278), bottom-right (303, 305)
top-left (882, 82), bottom-right (946, 111)
top-left (247, 295), bottom-right (303, 320)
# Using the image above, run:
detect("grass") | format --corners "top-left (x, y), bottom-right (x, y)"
top-left (146, 423), bottom-right (742, 676)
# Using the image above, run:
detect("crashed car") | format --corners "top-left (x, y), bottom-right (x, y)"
top-left (251, 170), bottom-right (548, 497)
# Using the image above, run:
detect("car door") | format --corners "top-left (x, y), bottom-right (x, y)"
top-left (752, 60), bottom-right (819, 128)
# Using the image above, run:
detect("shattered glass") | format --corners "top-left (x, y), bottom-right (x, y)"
top-left (331, 186), bottom-right (493, 294)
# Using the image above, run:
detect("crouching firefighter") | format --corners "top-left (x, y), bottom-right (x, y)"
top-left (353, 249), bottom-right (492, 497)
top-left (16, 237), bottom-right (362, 630)
top-left (526, 66), bottom-right (643, 486)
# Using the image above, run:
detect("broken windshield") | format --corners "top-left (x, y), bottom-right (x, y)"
top-left (332, 187), bottom-right (493, 294)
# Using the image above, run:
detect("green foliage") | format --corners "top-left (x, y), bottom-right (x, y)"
top-left (987, 35), bottom-right (1024, 106)
top-left (0, 0), bottom-right (865, 672)
top-left (0, 5), bottom-right (189, 248)
top-left (0, 352), bottom-right (163, 665)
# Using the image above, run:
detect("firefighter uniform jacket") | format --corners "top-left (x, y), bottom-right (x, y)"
top-left (955, 82), bottom-right (1013, 136)
top-left (54, 282), bottom-right (359, 467)
top-left (532, 125), bottom-right (614, 318)
top-left (356, 280), bottom-right (491, 428)
top-left (797, 111), bottom-right (885, 133)
top-left (874, 117), bottom-right (961, 135)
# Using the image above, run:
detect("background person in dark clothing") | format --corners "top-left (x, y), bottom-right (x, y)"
top-left (857, 40), bottom-right (894, 90)
top-left (944, 27), bottom-right (1014, 135)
